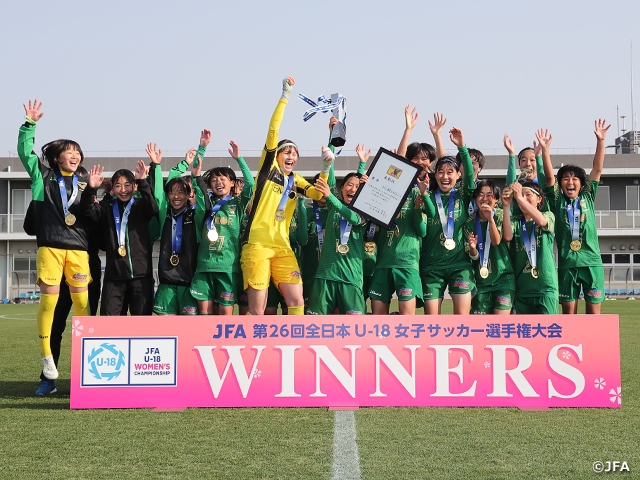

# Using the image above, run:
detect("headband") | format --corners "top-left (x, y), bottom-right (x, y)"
top-left (522, 186), bottom-right (541, 197)
top-left (276, 142), bottom-right (298, 153)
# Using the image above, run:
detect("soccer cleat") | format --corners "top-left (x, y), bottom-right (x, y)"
top-left (41, 355), bottom-right (59, 380)
top-left (35, 379), bottom-right (57, 396)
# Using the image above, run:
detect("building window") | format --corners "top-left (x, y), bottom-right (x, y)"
top-left (627, 185), bottom-right (639, 210)
top-left (614, 254), bottom-right (631, 264)
top-left (594, 185), bottom-right (610, 210)
top-left (601, 254), bottom-right (613, 264)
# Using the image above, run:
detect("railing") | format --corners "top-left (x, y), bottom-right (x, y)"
top-left (594, 210), bottom-right (640, 229)
top-left (0, 214), bottom-right (26, 234)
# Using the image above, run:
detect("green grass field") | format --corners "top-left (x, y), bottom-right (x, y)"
top-left (1, 302), bottom-right (638, 479)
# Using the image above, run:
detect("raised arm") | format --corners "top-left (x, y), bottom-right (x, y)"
top-left (450, 127), bottom-right (474, 191)
top-left (510, 182), bottom-right (547, 227)
top-left (18, 99), bottom-right (46, 183)
top-left (590, 119), bottom-right (611, 181)
top-left (504, 134), bottom-right (517, 185)
top-left (535, 129), bottom-right (554, 187)
top-left (397, 105), bottom-right (418, 158)
top-left (428, 112), bottom-right (447, 160)
top-left (501, 188), bottom-right (513, 241)
top-left (258, 77), bottom-right (294, 171)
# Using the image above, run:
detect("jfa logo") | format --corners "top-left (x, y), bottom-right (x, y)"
top-left (82, 340), bottom-right (128, 385)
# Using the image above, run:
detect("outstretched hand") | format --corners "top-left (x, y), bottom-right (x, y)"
top-left (468, 232), bottom-right (478, 251)
top-left (329, 116), bottom-right (339, 132)
top-left (535, 129), bottom-right (552, 150)
top-left (594, 118), bottom-right (611, 141)
top-left (23, 99), bottom-right (44, 122)
top-left (355, 143), bottom-right (371, 163)
top-left (314, 176), bottom-right (331, 198)
top-left (449, 127), bottom-right (465, 148)
top-left (135, 160), bottom-right (147, 180)
top-left (228, 140), bottom-right (241, 159)
top-left (404, 105), bottom-right (418, 130)
top-left (184, 147), bottom-right (197, 166)
top-left (321, 146), bottom-right (335, 164)
top-left (501, 187), bottom-right (512, 207)
top-left (503, 134), bottom-right (514, 156)
top-left (282, 76), bottom-right (295, 99)
top-left (428, 112), bottom-right (447, 135)
top-left (145, 143), bottom-right (162, 164)
top-left (200, 129), bottom-right (212, 147)
top-left (88, 165), bottom-right (104, 189)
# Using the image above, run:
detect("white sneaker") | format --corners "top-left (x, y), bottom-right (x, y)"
top-left (41, 355), bottom-right (59, 380)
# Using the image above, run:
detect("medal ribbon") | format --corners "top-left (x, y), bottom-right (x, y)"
top-left (277, 174), bottom-right (295, 214)
top-left (206, 194), bottom-right (233, 231)
top-left (566, 196), bottom-right (581, 241)
top-left (435, 188), bottom-right (456, 241)
top-left (171, 208), bottom-right (188, 255)
top-left (339, 216), bottom-right (353, 247)
top-left (55, 172), bottom-right (78, 218)
top-left (365, 221), bottom-right (376, 241)
top-left (475, 212), bottom-right (493, 270)
top-left (298, 93), bottom-right (346, 122)
top-left (312, 201), bottom-right (324, 253)
top-left (113, 198), bottom-right (135, 249)
top-left (521, 217), bottom-right (537, 270)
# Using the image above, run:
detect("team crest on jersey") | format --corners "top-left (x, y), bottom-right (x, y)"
top-left (182, 305), bottom-right (198, 315)
top-left (227, 205), bottom-right (237, 215)
top-left (588, 289), bottom-right (603, 299)
top-left (398, 288), bottom-right (412, 296)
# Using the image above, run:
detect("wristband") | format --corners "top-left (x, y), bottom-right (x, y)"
top-left (24, 115), bottom-right (37, 125)
top-left (469, 251), bottom-right (480, 260)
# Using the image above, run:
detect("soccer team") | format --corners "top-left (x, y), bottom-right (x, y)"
top-left (18, 77), bottom-right (610, 395)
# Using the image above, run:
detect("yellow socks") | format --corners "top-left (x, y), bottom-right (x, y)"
top-left (70, 291), bottom-right (90, 316)
top-left (37, 294), bottom-right (59, 357)
top-left (287, 306), bottom-right (304, 315)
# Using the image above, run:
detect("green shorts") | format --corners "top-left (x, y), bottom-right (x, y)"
top-left (190, 271), bottom-right (238, 306)
top-left (558, 266), bottom-right (605, 304)
top-left (421, 265), bottom-right (475, 300)
top-left (303, 280), bottom-right (315, 304)
top-left (153, 284), bottom-right (198, 315)
top-left (363, 275), bottom-right (373, 302)
top-left (306, 278), bottom-right (365, 315)
top-left (514, 295), bottom-right (559, 315)
top-left (369, 268), bottom-right (423, 303)
top-left (471, 289), bottom-right (515, 314)
top-left (267, 281), bottom-right (286, 309)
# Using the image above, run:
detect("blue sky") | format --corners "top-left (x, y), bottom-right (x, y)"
top-left (2, 0), bottom-right (638, 160)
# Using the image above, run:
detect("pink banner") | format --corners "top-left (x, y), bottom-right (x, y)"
top-left (70, 315), bottom-right (621, 409)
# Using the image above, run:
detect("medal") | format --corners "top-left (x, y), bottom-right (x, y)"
top-left (531, 267), bottom-right (539, 278)
top-left (208, 227), bottom-right (218, 242)
top-left (444, 238), bottom-right (456, 250)
top-left (275, 210), bottom-right (286, 222)
top-left (435, 188), bottom-right (457, 253)
top-left (479, 266), bottom-right (489, 279)
top-left (55, 172), bottom-right (79, 227)
top-left (570, 239), bottom-right (582, 252)
top-left (65, 213), bottom-right (76, 226)
top-left (337, 243), bottom-right (349, 255)
top-left (118, 245), bottom-right (127, 257)
top-left (364, 242), bottom-right (375, 253)
top-left (169, 254), bottom-right (179, 267)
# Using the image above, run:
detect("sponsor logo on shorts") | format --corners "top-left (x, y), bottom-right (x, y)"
top-left (496, 295), bottom-right (511, 306)
top-left (182, 305), bottom-right (198, 314)
top-left (589, 289), bottom-right (603, 298)
top-left (290, 271), bottom-right (301, 279)
top-left (453, 280), bottom-right (469, 288)
top-left (220, 292), bottom-right (235, 300)
top-left (306, 310), bottom-right (319, 315)
top-left (346, 310), bottom-right (363, 315)
top-left (190, 289), bottom-right (203, 296)
top-left (398, 288), bottom-right (412, 296)
top-left (153, 305), bottom-right (165, 313)
top-left (369, 290), bottom-right (382, 297)
top-left (72, 273), bottom-right (88, 282)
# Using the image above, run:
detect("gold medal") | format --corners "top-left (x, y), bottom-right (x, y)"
top-left (364, 242), bottom-right (375, 253)
top-left (479, 266), bottom-right (489, 279)
top-left (337, 243), bottom-right (349, 255)
top-left (275, 210), bottom-right (286, 222)
top-left (444, 238), bottom-right (456, 250)
top-left (65, 213), bottom-right (76, 226)
top-left (570, 240), bottom-right (582, 252)
top-left (169, 254), bottom-right (179, 267)
top-left (207, 228), bottom-right (218, 242)
top-left (118, 245), bottom-right (127, 257)
top-left (531, 267), bottom-right (539, 279)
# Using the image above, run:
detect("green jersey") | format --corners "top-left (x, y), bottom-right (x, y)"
top-left (194, 157), bottom-right (254, 274)
top-left (314, 194), bottom-right (366, 287)
top-left (421, 146), bottom-right (475, 270)
top-left (362, 222), bottom-right (378, 277)
top-left (375, 188), bottom-right (426, 270)
top-left (462, 209), bottom-right (515, 293)
top-left (544, 179), bottom-right (601, 269)
top-left (509, 211), bottom-right (558, 296)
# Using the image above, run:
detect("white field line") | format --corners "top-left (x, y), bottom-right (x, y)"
top-left (331, 410), bottom-right (361, 480)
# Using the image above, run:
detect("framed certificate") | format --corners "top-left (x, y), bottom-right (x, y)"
top-left (350, 147), bottom-right (421, 229)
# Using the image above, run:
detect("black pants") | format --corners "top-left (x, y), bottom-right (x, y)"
top-left (40, 258), bottom-right (102, 381)
top-left (100, 276), bottom-right (154, 316)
